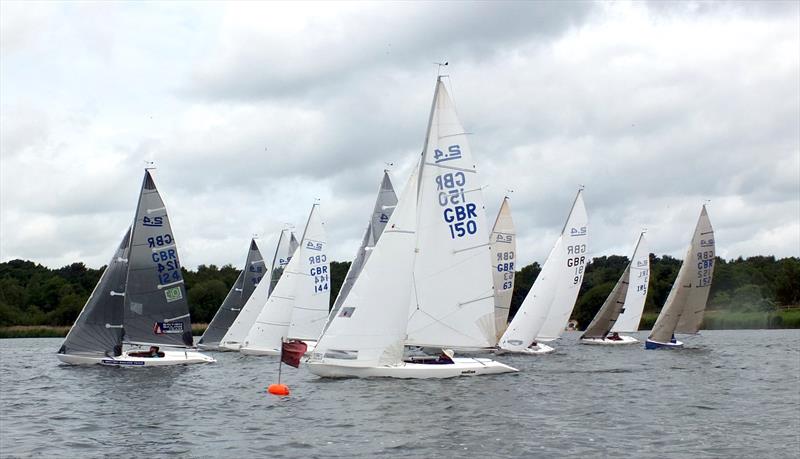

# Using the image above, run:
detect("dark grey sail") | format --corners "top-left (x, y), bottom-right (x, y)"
top-left (324, 171), bottom-right (397, 331)
top-left (123, 170), bottom-right (193, 347)
top-left (580, 263), bottom-right (632, 339)
top-left (198, 239), bottom-right (265, 346)
top-left (58, 228), bottom-right (131, 356)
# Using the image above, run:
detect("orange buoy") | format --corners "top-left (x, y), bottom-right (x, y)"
top-left (267, 383), bottom-right (290, 396)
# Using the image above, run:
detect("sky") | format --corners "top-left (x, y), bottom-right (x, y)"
top-left (1, 0), bottom-right (798, 270)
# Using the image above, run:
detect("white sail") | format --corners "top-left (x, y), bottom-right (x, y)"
top-left (288, 204), bottom-right (329, 340)
top-left (405, 78), bottom-right (496, 349)
top-left (220, 229), bottom-right (294, 349)
top-left (243, 205), bottom-right (327, 351)
top-left (649, 206), bottom-right (715, 342)
top-left (324, 172), bottom-right (397, 332)
top-left (312, 166), bottom-right (420, 367)
top-left (536, 190), bottom-right (589, 341)
top-left (499, 190), bottom-right (588, 350)
top-left (611, 232), bottom-right (649, 332)
top-left (490, 197), bottom-right (516, 341)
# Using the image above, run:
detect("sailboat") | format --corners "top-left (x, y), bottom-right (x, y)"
top-left (646, 205), bottom-right (715, 349)
top-left (490, 197), bottom-right (516, 341)
top-left (497, 189), bottom-right (588, 355)
top-left (307, 77), bottom-right (518, 378)
top-left (580, 232), bottom-right (649, 345)
top-left (218, 229), bottom-right (298, 351)
top-left (240, 204), bottom-right (329, 356)
top-left (197, 239), bottom-right (266, 350)
top-left (57, 170), bottom-right (215, 366)
top-left (324, 171), bottom-right (397, 332)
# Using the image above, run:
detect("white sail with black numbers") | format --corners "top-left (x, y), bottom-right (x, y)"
top-left (490, 197), bottom-right (516, 341)
top-left (123, 170), bottom-right (193, 348)
top-left (325, 171), bottom-right (397, 332)
top-left (198, 239), bottom-right (265, 346)
top-left (649, 206), bottom-right (715, 342)
top-left (221, 229), bottom-right (295, 348)
top-left (244, 205), bottom-right (329, 350)
top-left (405, 78), bottom-right (496, 349)
top-left (612, 232), bottom-right (649, 333)
top-left (58, 228), bottom-right (131, 357)
top-left (499, 190), bottom-right (588, 350)
top-left (536, 190), bottom-right (589, 341)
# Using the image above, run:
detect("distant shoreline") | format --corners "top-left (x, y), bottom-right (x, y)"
top-left (2, 310), bottom-right (799, 339)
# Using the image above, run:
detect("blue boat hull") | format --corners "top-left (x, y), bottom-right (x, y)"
top-left (645, 338), bottom-right (684, 349)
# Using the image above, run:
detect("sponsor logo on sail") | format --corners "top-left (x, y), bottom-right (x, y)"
top-left (153, 321), bottom-right (184, 334)
top-left (164, 286), bottom-right (182, 303)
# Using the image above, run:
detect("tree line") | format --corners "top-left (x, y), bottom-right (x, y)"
top-left (0, 255), bottom-right (797, 329)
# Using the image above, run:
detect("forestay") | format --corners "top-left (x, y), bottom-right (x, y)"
top-left (611, 232), bottom-right (649, 333)
top-left (198, 239), bottom-right (265, 346)
top-left (406, 78), bottom-right (496, 349)
top-left (312, 166), bottom-right (420, 367)
top-left (58, 228), bottom-right (131, 357)
top-left (536, 190), bottom-right (589, 341)
top-left (325, 171), bottom-right (397, 332)
top-left (123, 170), bottom-right (193, 348)
top-left (490, 197), bottom-right (516, 341)
top-left (649, 206), bottom-right (715, 342)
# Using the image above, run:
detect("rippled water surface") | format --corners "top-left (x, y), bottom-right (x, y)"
top-left (1, 330), bottom-right (798, 458)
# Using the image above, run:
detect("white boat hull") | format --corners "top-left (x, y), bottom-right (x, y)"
top-left (57, 349), bottom-right (216, 366)
top-left (307, 357), bottom-right (518, 379)
top-left (240, 340), bottom-right (317, 357)
top-left (495, 342), bottom-right (555, 355)
top-left (580, 335), bottom-right (639, 345)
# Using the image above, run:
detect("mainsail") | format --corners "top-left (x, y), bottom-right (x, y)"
top-left (405, 78), bottom-right (496, 349)
top-left (490, 197), bottom-right (516, 341)
top-left (58, 228), bottom-right (131, 356)
top-left (244, 204), bottom-right (329, 350)
top-left (325, 171), bottom-right (397, 331)
top-left (198, 239), bottom-right (265, 346)
top-left (499, 189), bottom-right (588, 350)
top-left (123, 170), bottom-right (193, 348)
top-left (536, 190), bottom-right (589, 341)
top-left (313, 165), bottom-right (420, 367)
top-left (220, 229), bottom-right (295, 348)
top-left (649, 206), bottom-right (715, 342)
top-left (581, 232), bottom-right (648, 338)
top-left (611, 232), bottom-right (649, 333)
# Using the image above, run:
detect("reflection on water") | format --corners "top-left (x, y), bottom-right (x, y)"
top-left (1, 330), bottom-right (798, 458)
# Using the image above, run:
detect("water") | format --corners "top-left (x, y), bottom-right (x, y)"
top-left (1, 330), bottom-right (798, 458)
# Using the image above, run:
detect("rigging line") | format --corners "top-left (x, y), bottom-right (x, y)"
top-left (439, 132), bottom-right (470, 139)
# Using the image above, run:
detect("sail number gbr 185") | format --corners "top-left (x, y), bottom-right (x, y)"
top-left (435, 169), bottom-right (478, 240)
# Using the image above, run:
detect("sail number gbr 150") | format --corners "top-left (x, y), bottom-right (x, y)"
top-left (435, 169), bottom-right (478, 240)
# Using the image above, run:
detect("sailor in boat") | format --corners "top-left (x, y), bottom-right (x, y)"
top-left (608, 332), bottom-right (622, 341)
top-left (129, 346), bottom-right (164, 358)
top-left (404, 349), bottom-right (455, 365)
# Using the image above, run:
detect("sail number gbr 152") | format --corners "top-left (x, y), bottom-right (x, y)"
top-left (435, 168), bottom-right (478, 240)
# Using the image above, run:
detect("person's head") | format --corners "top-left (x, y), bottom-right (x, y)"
top-left (441, 349), bottom-right (455, 359)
